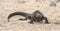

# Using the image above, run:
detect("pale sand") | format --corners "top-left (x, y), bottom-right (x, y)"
top-left (0, 0), bottom-right (60, 31)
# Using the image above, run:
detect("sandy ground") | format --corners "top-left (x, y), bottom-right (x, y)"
top-left (0, 0), bottom-right (60, 31)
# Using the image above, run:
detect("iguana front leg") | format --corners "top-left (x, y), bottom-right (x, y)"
top-left (28, 17), bottom-right (34, 24)
top-left (43, 17), bottom-right (50, 24)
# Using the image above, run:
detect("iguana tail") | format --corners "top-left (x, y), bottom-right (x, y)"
top-left (8, 12), bottom-right (29, 22)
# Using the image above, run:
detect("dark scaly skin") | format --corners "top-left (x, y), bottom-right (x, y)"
top-left (8, 10), bottom-right (49, 24)
top-left (29, 10), bottom-right (49, 24)
top-left (8, 12), bottom-right (31, 22)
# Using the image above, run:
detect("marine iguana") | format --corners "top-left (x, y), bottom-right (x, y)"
top-left (8, 10), bottom-right (49, 24)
